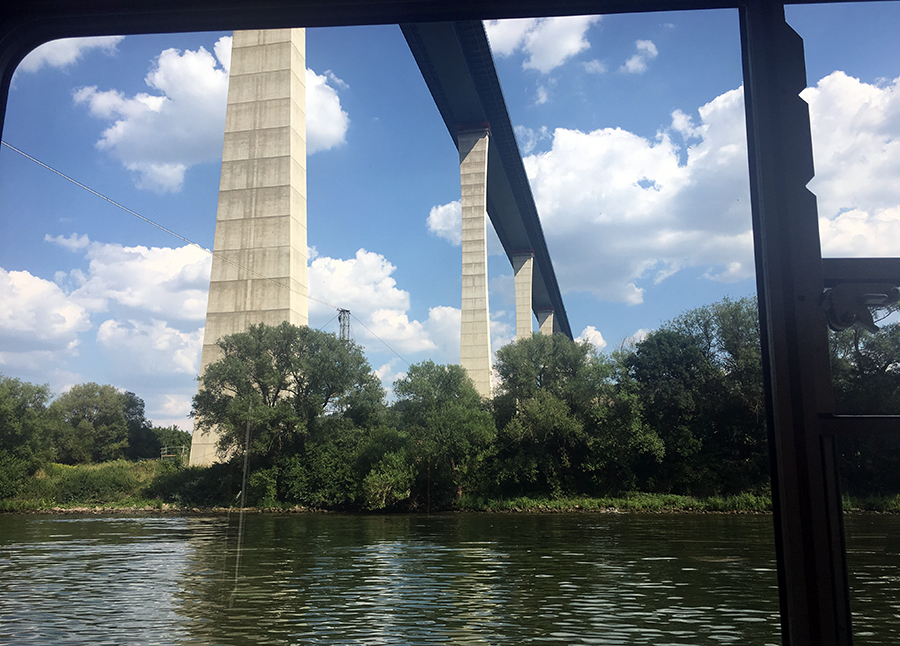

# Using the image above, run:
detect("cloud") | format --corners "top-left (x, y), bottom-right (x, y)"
top-left (502, 69), bottom-right (900, 306)
top-left (485, 16), bottom-right (600, 74)
top-left (576, 325), bottom-right (607, 351)
top-left (46, 234), bottom-right (212, 319)
top-left (308, 248), bottom-right (435, 355)
top-left (427, 201), bottom-right (462, 245)
top-left (306, 68), bottom-right (350, 153)
top-left (0, 267), bottom-right (91, 352)
top-left (308, 248), bottom-right (467, 363)
top-left (425, 200), bottom-right (505, 255)
top-left (152, 394), bottom-right (194, 430)
top-left (74, 38), bottom-right (349, 192)
top-left (521, 87), bottom-right (752, 304)
top-left (626, 328), bottom-right (651, 348)
top-left (584, 60), bottom-right (607, 74)
top-left (96, 319), bottom-right (203, 375)
top-left (802, 71), bottom-right (900, 257)
top-left (17, 36), bottom-right (124, 74)
top-left (620, 40), bottom-right (658, 74)
top-left (514, 125), bottom-right (550, 154)
top-left (74, 38), bottom-right (231, 192)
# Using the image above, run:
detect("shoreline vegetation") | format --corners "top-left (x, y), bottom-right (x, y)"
top-left (2, 460), bottom-right (898, 515)
top-left (6, 297), bottom-right (900, 517)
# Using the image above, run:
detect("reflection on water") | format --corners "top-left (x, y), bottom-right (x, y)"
top-left (0, 512), bottom-right (896, 645)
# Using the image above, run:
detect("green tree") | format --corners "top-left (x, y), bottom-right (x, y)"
top-left (153, 425), bottom-right (192, 453)
top-left (192, 322), bottom-right (386, 506)
top-left (392, 361), bottom-right (496, 510)
top-left (492, 334), bottom-right (660, 497)
top-left (0, 376), bottom-right (55, 497)
top-left (48, 383), bottom-right (130, 463)
top-left (192, 322), bottom-right (383, 463)
top-left (830, 321), bottom-right (900, 494)
top-left (123, 392), bottom-right (160, 460)
top-left (627, 296), bottom-right (768, 495)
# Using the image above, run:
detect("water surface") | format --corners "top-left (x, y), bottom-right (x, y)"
top-left (0, 512), bottom-right (896, 645)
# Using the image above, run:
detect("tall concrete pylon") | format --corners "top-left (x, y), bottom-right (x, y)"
top-left (189, 29), bottom-right (308, 466)
top-left (512, 251), bottom-right (534, 340)
top-left (458, 128), bottom-right (493, 398)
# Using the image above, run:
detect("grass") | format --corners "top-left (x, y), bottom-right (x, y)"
top-left (457, 492), bottom-right (773, 513)
top-left (4, 462), bottom-right (899, 515)
top-left (5, 460), bottom-right (174, 510)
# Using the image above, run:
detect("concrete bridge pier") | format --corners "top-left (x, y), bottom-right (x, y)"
top-left (189, 28), bottom-right (309, 466)
top-left (537, 308), bottom-right (558, 336)
top-left (512, 251), bottom-right (534, 340)
top-left (458, 127), bottom-right (493, 398)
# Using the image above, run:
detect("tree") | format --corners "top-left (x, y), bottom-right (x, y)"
top-left (627, 296), bottom-right (769, 495)
top-left (48, 382), bottom-right (130, 463)
top-left (830, 321), bottom-right (900, 494)
top-left (192, 321), bottom-right (384, 470)
top-left (392, 361), bottom-right (496, 509)
top-left (492, 334), bottom-right (661, 497)
top-left (0, 376), bottom-right (55, 497)
top-left (123, 392), bottom-right (160, 460)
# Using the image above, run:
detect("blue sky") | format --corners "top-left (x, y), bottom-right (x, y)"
top-left (2, 5), bottom-right (900, 429)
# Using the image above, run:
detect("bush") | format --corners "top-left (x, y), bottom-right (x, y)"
top-left (23, 461), bottom-right (142, 504)
top-left (145, 462), bottom-right (236, 507)
top-left (0, 451), bottom-right (31, 499)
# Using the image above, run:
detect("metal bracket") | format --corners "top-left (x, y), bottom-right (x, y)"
top-left (820, 283), bottom-right (900, 333)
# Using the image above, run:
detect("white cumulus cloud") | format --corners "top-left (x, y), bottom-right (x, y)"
top-left (306, 68), bottom-right (350, 153)
top-left (485, 16), bottom-right (600, 74)
top-left (18, 36), bottom-right (124, 74)
top-left (620, 40), bottom-right (658, 74)
top-left (425, 200), bottom-right (505, 255)
top-left (802, 71), bottom-right (900, 257)
top-left (74, 38), bottom-right (349, 192)
top-left (46, 234), bottom-right (212, 319)
top-left (520, 86), bottom-right (752, 304)
top-left (97, 319), bottom-right (203, 375)
top-left (427, 201), bottom-right (462, 245)
top-left (74, 38), bottom-right (231, 192)
top-left (577, 325), bottom-right (608, 351)
top-left (0, 267), bottom-right (91, 352)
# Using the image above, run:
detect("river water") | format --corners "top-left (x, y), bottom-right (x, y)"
top-left (0, 512), bottom-right (897, 645)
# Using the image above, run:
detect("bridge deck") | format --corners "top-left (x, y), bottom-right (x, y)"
top-left (401, 21), bottom-right (573, 339)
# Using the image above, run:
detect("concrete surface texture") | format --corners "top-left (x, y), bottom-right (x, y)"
top-left (537, 309), bottom-right (557, 336)
top-left (189, 28), bottom-right (308, 466)
top-left (458, 129), bottom-right (493, 398)
top-left (512, 252), bottom-right (534, 340)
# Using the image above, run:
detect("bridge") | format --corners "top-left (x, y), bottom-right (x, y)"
top-left (0, 2), bottom-right (879, 640)
top-left (185, 24), bottom-right (572, 461)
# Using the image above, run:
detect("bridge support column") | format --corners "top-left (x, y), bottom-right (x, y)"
top-left (537, 308), bottom-right (557, 336)
top-left (190, 28), bottom-right (309, 466)
top-left (512, 251), bottom-right (534, 340)
top-left (458, 128), bottom-right (492, 398)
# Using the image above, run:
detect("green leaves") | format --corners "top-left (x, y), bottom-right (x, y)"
top-left (192, 322), bottom-right (384, 464)
top-left (393, 361), bottom-right (496, 508)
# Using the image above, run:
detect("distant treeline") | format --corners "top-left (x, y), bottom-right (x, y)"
top-left (0, 381), bottom-right (190, 499)
top-left (3, 295), bottom-right (900, 510)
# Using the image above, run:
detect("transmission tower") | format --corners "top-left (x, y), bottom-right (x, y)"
top-left (338, 309), bottom-right (351, 342)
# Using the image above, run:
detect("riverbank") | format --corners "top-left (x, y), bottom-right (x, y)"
top-left (3, 461), bottom-right (899, 514)
top-left (6, 494), bottom-right (900, 515)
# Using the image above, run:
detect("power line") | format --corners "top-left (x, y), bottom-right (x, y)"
top-left (2, 140), bottom-right (413, 367)
top-left (350, 312), bottom-right (410, 368)
top-left (1, 139), bottom-right (338, 310)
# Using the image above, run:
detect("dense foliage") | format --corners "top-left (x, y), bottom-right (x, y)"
top-left (4, 296), bottom-right (900, 509)
top-left (0, 376), bottom-right (189, 498)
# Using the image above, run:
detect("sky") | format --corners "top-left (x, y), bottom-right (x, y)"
top-left (2, 4), bottom-right (900, 430)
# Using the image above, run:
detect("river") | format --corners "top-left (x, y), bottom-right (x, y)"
top-left (0, 512), bottom-right (898, 645)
